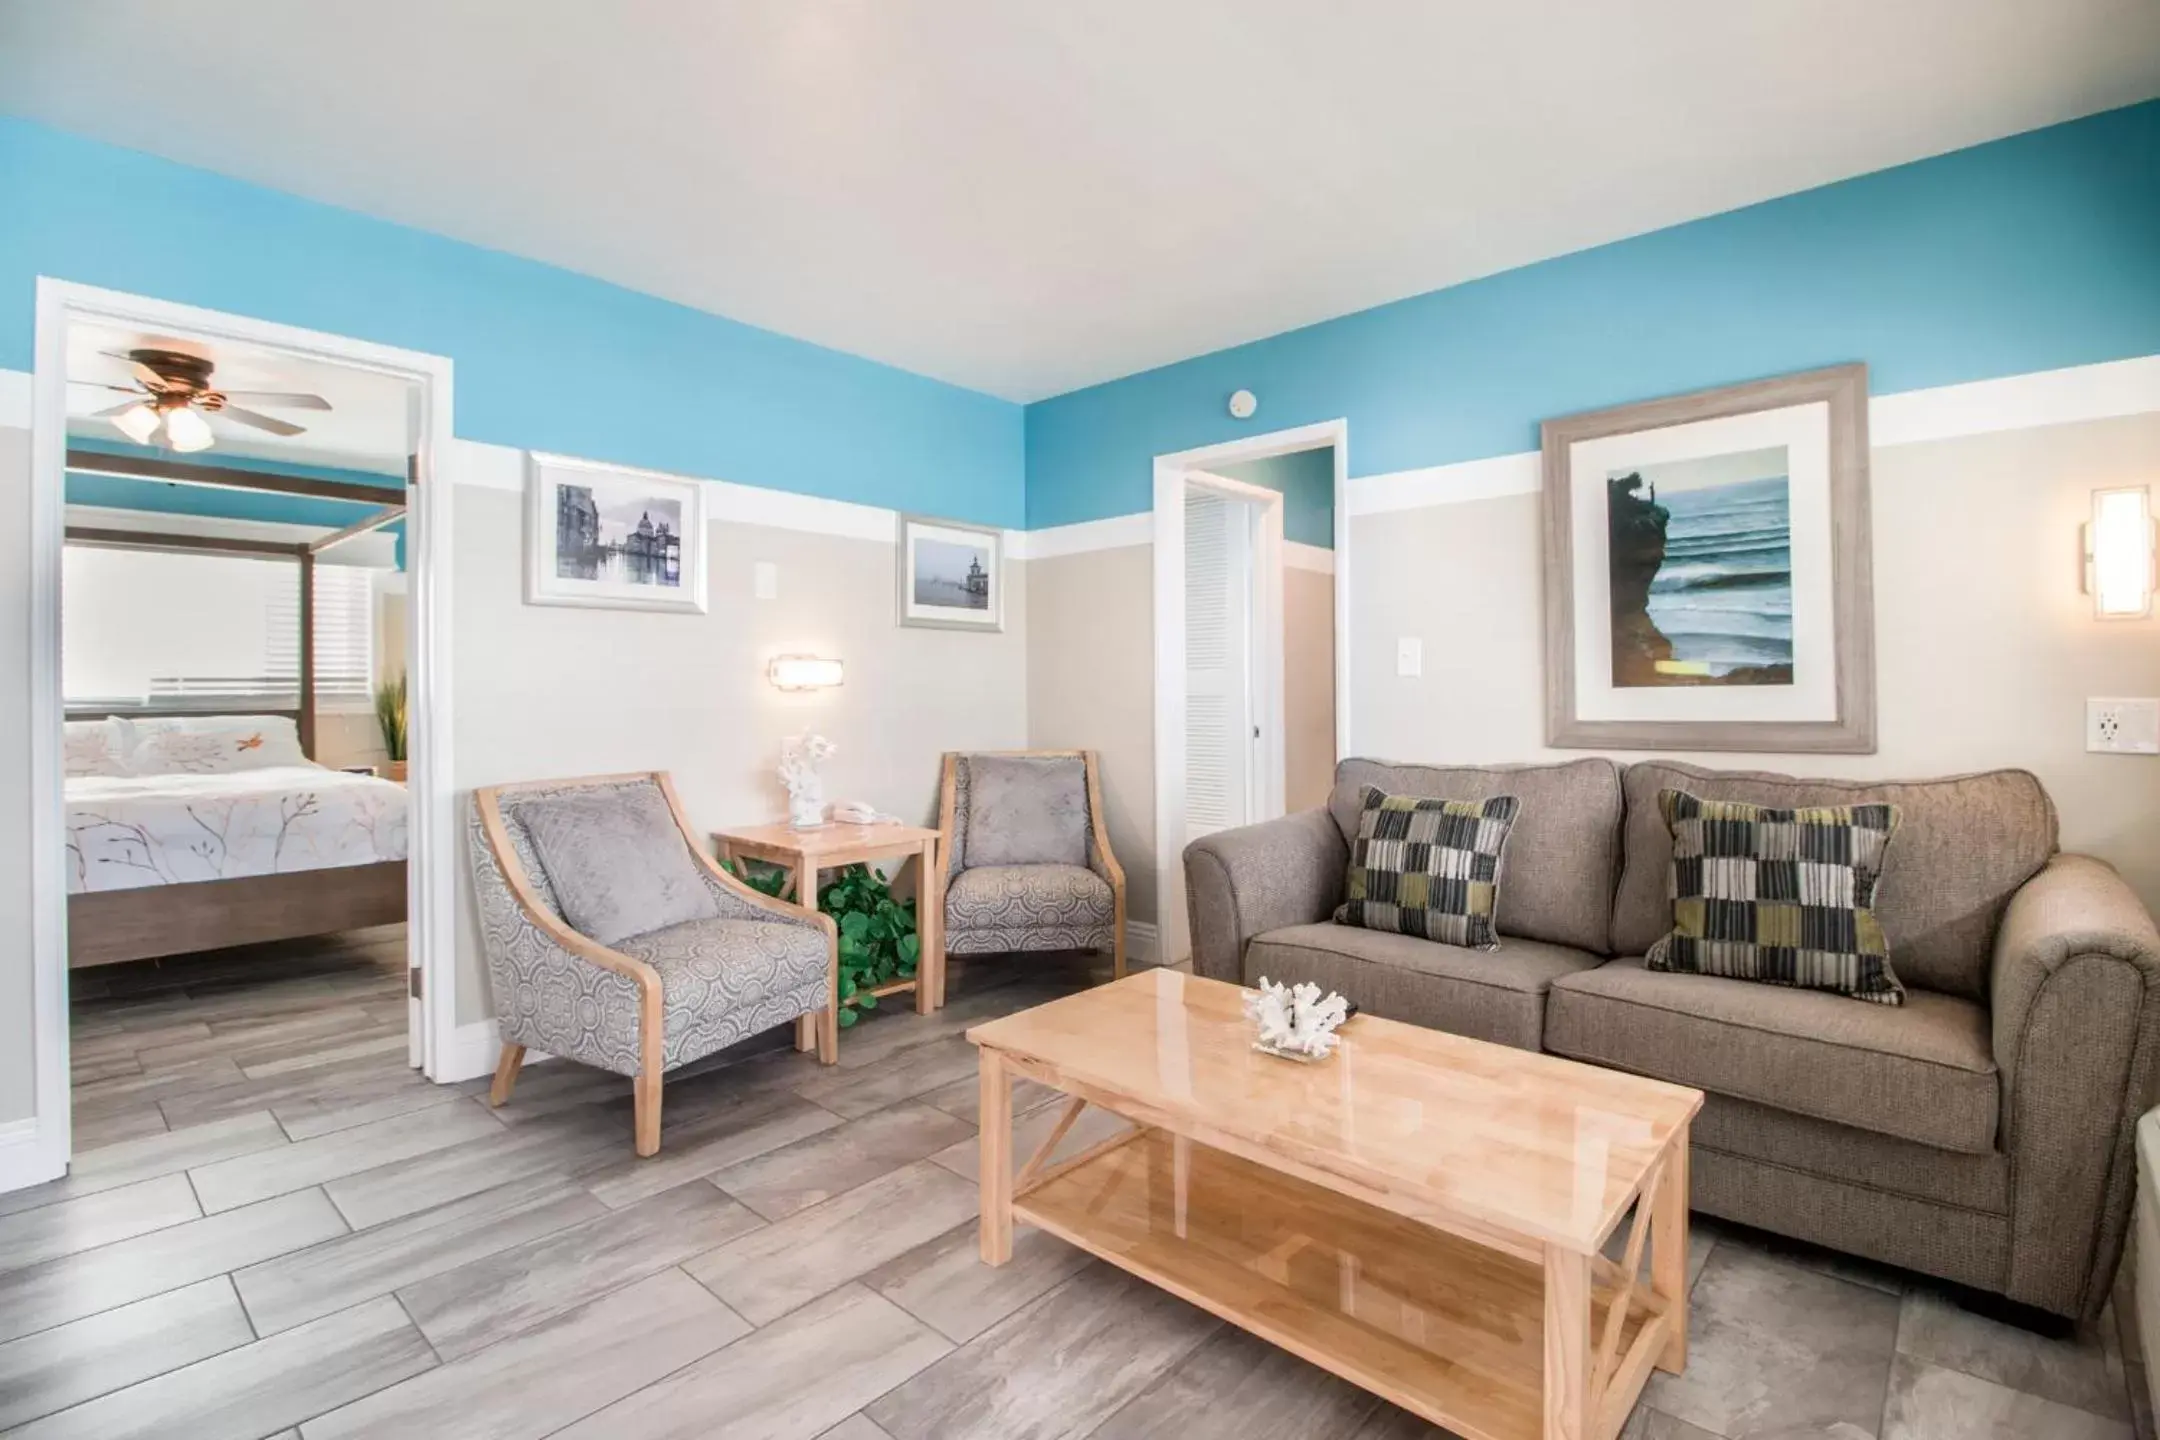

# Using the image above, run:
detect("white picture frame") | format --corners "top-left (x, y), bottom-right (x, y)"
top-left (897, 514), bottom-right (1003, 632)
top-left (525, 452), bottom-right (708, 614)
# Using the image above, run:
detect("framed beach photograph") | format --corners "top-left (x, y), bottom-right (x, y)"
top-left (897, 514), bottom-right (1003, 631)
top-left (1541, 364), bottom-right (1874, 752)
top-left (525, 452), bottom-right (708, 613)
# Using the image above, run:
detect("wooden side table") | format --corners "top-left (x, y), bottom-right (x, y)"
top-left (710, 822), bottom-right (947, 1040)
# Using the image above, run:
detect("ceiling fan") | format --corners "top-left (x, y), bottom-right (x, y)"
top-left (79, 348), bottom-right (332, 454)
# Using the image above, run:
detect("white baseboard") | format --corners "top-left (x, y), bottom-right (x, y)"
top-left (1126, 920), bottom-right (1161, 968)
top-left (435, 1020), bottom-right (562, 1086)
top-left (0, 1116), bottom-right (65, 1194)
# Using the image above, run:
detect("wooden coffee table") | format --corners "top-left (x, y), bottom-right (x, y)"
top-left (967, 970), bottom-right (1703, 1440)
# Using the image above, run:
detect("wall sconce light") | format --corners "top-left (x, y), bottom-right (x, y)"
top-left (2084, 486), bottom-right (2155, 620)
top-left (767, 654), bottom-right (844, 691)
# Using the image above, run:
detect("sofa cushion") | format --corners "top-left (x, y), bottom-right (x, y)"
top-left (519, 784), bottom-right (719, 946)
top-left (1613, 762), bottom-right (2056, 1000)
top-left (965, 755), bottom-right (1090, 868)
top-left (1332, 758), bottom-right (1621, 955)
top-left (1647, 789), bottom-right (1904, 1005)
top-left (947, 863), bottom-right (1112, 931)
top-left (1547, 956), bottom-right (1999, 1154)
top-left (1335, 788), bottom-right (1518, 951)
top-left (1247, 922), bottom-right (1602, 1052)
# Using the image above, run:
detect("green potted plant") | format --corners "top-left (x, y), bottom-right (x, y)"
top-left (374, 671), bottom-right (408, 782)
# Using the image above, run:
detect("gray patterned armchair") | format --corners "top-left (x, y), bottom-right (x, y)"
top-left (938, 750), bottom-right (1125, 978)
top-left (469, 772), bottom-right (837, 1156)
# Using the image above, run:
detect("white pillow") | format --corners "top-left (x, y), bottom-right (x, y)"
top-left (128, 715), bottom-right (310, 775)
top-left (63, 718), bottom-right (135, 778)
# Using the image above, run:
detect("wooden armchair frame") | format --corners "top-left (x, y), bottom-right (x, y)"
top-left (473, 770), bottom-right (839, 1156)
top-left (938, 749), bottom-right (1127, 980)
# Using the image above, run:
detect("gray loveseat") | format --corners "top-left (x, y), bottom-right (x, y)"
top-left (1184, 756), bottom-right (2160, 1321)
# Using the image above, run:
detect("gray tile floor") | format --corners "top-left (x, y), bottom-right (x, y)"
top-left (5, 929), bottom-right (2149, 1439)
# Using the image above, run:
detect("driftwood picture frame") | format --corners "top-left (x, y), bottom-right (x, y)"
top-left (1541, 364), bottom-right (1875, 753)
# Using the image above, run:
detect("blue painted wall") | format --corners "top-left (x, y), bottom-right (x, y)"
top-left (0, 118), bottom-right (1025, 528)
top-left (1204, 447), bottom-right (1334, 548)
top-left (1025, 101), bottom-right (2160, 530)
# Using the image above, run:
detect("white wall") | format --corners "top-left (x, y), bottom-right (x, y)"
top-left (0, 428), bottom-right (37, 1125)
top-left (1352, 409), bottom-right (2160, 909)
top-left (447, 475), bottom-right (1029, 1025)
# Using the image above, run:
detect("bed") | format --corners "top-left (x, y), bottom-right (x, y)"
top-left (64, 713), bottom-right (409, 968)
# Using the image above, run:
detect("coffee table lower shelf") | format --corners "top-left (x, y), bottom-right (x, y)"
top-left (1010, 1127), bottom-right (1662, 1440)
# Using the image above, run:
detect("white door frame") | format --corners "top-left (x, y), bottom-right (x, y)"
top-left (1152, 418), bottom-right (1349, 967)
top-left (19, 279), bottom-right (458, 1189)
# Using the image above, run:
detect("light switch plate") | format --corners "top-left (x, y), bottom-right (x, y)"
top-left (2087, 698), bottom-right (2160, 754)
top-left (1397, 637), bottom-right (1422, 678)
top-left (753, 561), bottom-right (778, 600)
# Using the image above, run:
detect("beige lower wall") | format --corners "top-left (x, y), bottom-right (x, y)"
top-left (1285, 565), bottom-right (1337, 812)
top-left (1352, 411), bottom-right (2160, 914)
top-left (449, 486), bottom-right (1029, 1024)
top-left (1023, 544), bottom-right (1158, 921)
top-left (1025, 543), bottom-right (1338, 928)
top-left (0, 428), bottom-right (37, 1124)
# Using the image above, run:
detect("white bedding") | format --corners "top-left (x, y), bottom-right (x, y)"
top-left (67, 765), bottom-right (409, 894)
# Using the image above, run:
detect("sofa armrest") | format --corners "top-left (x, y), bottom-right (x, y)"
top-left (1183, 809), bottom-right (1348, 984)
top-left (1990, 853), bottom-right (2160, 1317)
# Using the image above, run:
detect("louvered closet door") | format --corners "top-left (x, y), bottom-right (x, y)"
top-left (1186, 489), bottom-right (1252, 846)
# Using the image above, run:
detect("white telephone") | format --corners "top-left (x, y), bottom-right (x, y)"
top-left (831, 800), bottom-right (892, 825)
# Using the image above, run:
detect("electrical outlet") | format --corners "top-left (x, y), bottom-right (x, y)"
top-left (1397, 637), bottom-right (1422, 678)
top-left (2087, 698), bottom-right (2160, 754)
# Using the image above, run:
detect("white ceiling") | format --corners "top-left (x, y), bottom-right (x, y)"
top-left (65, 321), bottom-right (413, 474)
top-left (5, 2), bottom-right (2158, 401)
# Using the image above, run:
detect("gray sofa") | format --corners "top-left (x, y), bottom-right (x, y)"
top-left (1184, 756), bottom-right (2160, 1321)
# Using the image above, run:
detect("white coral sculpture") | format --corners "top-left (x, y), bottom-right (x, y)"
top-left (1243, 976), bottom-right (1351, 1060)
top-left (778, 734), bottom-right (837, 829)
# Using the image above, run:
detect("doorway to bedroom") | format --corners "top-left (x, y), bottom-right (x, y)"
top-left (27, 283), bottom-right (455, 1180)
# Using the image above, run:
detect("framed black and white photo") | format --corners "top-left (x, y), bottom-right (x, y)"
top-left (526, 452), bottom-right (708, 613)
top-left (1541, 364), bottom-right (1875, 752)
top-left (897, 515), bottom-right (1003, 631)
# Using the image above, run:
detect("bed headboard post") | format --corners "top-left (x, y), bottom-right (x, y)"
top-left (298, 549), bottom-right (317, 761)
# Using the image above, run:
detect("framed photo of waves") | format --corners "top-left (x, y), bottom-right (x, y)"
top-left (1541, 364), bottom-right (1875, 752)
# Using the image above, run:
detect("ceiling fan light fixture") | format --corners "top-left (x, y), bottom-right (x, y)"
top-left (162, 405), bottom-right (215, 453)
top-left (110, 403), bottom-right (161, 445)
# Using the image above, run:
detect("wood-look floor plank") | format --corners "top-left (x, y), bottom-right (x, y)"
top-left (552, 1283), bottom-right (950, 1440)
top-left (0, 1112), bottom-right (288, 1220)
top-left (188, 1101), bottom-right (503, 1214)
top-left (0, 1173), bottom-right (201, 1275)
top-left (685, 1160), bottom-right (981, 1326)
top-left (918, 1071), bottom-right (1062, 1127)
top-left (4, 1295), bottom-right (434, 1440)
top-left (320, 1106), bottom-right (626, 1230)
top-left (241, 1031), bottom-right (409, 1081)
top-left (709, 1101), bottom-right (976, 1222)
top-left (275, 1078), bottom-right (486, 1143)
top-left (817, 1416), bottom-right (897, 1440)
top-left (132, 1007), bottom-right (382, 1071)
top-left (235, 1182), bottom-right (607, 1336)
top-left (302, 1268), bottom-right (748, 1440)
top-left (865, 1218), bottom-right (1095, 1345)
top-left (866, 1264), bottom-right (1223, 1440)
top-left (0, 1188), bottom-right (350, 1344)
top-left (1086, 1323), bottom-right (1387, 1440)
top-left (790, 1035), bottom-right (984, 1120)
top-left (396, 1180), bottom-right (763, 1360)
top-left (158, 1050), bottom-right (434, 1134)
top-left (0, 1276), bottom-right (257, 1430)
top-left (578, 1092), bottom-right (846, 1211)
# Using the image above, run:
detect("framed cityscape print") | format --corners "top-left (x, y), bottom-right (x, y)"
top-left (1541, 363), bottom-right (1875, 752)
top-left (526, 452), bottom-right (708, 613)
top-left (897, 514), bottom-right (1003, 631)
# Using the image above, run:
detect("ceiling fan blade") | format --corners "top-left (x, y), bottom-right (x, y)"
top-left (128, 362), bottom-right (169, 390)
top-left (219, 390), bottom-right (333, 411)
top-left (71, 381), bottom-right (144, 395)
top-left (219, 405), bottom-right (307, 437)
top-left (87, 401), bottom-right (145, 419)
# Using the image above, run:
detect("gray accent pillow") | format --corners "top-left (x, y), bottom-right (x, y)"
top-left (518, 785), bottom-right (719, 946)
top-left (965, 756), bottom-right (1090, 869)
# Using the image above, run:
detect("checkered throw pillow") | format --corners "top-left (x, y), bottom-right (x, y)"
top-left (1647, 788), bottom-right (1904, 1004)
top-left (1334, 787), bottom-right (1519, 951)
